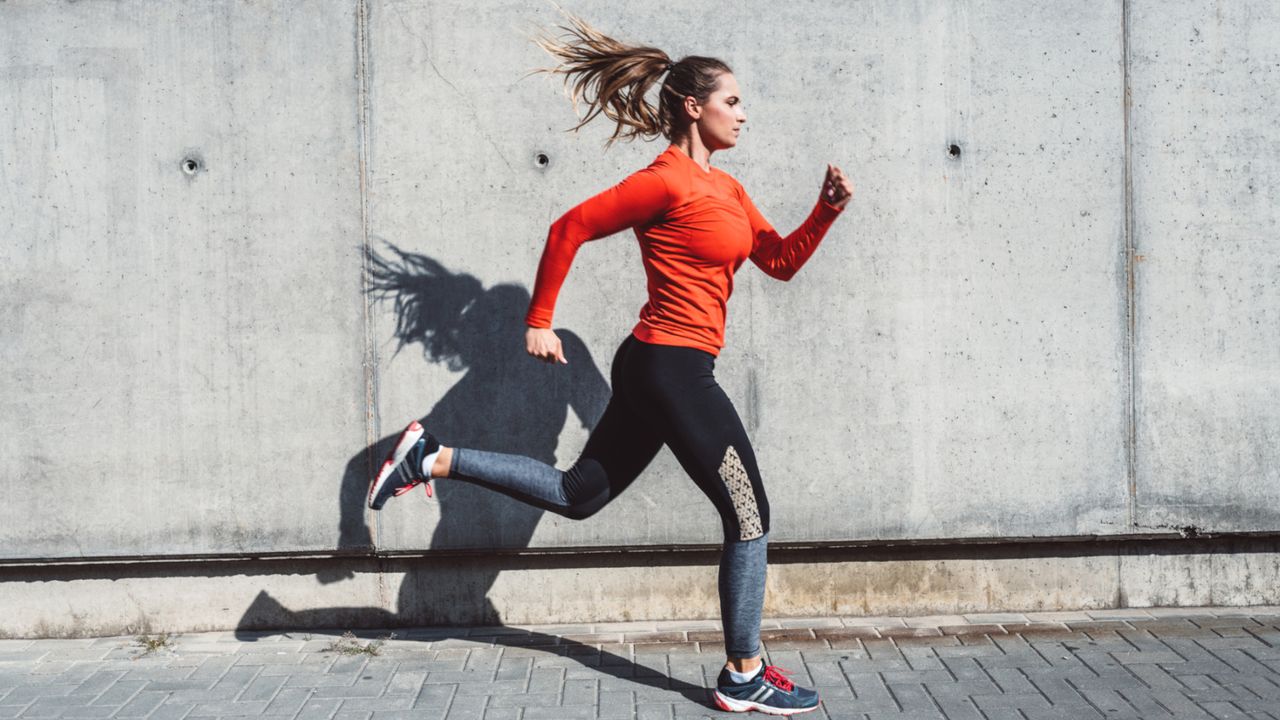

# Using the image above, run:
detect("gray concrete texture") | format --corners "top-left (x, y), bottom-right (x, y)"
top-left (2, 0), bottom-right (1277, 560)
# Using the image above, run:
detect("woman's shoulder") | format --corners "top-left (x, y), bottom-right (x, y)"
top-left (710, 165), bottom-right (745, 199)
top-left (710, 164), bottom-right (742, 184)
top-left (646, 144), bottom-right (680, 173)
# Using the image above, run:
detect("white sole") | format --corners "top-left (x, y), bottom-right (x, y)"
top-left (367, 422), bottom-right (425, 509)
top-left (713, 690), bottom-right (819, 715)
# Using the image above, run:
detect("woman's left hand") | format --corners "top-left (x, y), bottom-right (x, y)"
top-left (822, 164), bottom-right (855, 210)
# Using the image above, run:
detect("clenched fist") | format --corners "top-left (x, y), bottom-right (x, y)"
top-left (822, 164), bottom-right (855, 210)
top-left (526, 326), bottom-right (567, 364)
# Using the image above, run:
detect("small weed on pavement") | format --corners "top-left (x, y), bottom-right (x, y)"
top-left (132, 634), bottom-right (173, 657)
top-left (326, 631), bottom-right (394, 656)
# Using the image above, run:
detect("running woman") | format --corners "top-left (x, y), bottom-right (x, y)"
top-left (368, 11), bottom-right (853, 715)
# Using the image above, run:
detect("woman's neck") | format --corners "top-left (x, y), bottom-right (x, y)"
top-left (673, 132), bottom-right (714, 172)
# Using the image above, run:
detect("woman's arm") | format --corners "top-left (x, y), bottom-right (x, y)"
top-left (525, 167), bottom-right (671, 329)
top-left (742, 165), bottom-right (853, 281)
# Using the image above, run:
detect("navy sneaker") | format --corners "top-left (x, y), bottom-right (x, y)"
top-left (713, 665), bottom-right (819, 715)
top-left (368, 420), bottom-right (441, 510)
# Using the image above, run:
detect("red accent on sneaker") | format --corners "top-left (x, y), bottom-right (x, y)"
top-left (393, 481), bottom-right (421, 497)
top-left (763, 666), bottom-right (795, 692)
top-left (424, 481), bottom-right (433, 498)
top-left (713, 694), bottom-right (733, 712)
top-left (369, 459), bottom-right (394, 504)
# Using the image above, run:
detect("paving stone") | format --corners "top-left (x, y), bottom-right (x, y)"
top-left (562, 633), bottom-right (623, 644)
top-left (453, 681), bottom-right (524, 697)
top-left (412, 682), bottom-right (455, 717)
top-left (924, 697), bottom-right (984, 720)
top-left (442, 693), bottom-right (486, 719)
top-left (623, 633), bottom-right (686, 645)
top-left (1200, 700), bottom-right (1256, 719)
top-left (939, 624), bottom-right (1006, 636)
top-left (3, 685), bottom-right (76, 704)
top-left (1066, 620), bottom-right (1131, 636)
top-left (294, 697), bottom-right (344, 719)
top-left (145, 702), bottom-right (196, 720)
top-left (975, 650), bottom-right (1051, 669)
top-left (635, 705), bottom-right (674, 720)
top-left (1193, 617), bottom-right (1265, 630)
top-left (1022, 706), bottom-right (1106, 720)
top-left (962, 613), bottom-right (1030, 624)
top-left (113, 691), bottom-right (168, 718)
top-left (385, 671), bottom-right (426, 696)
top-left (595, 687), bottom-right (637, 717)
top-left (634, 643), bottom-right (700, 655)
top-left (841, 616), bottom-right (908, 627)
top-left (186, 699), bottom-right (270, 716)
top-left (984, 667), bottom-right (1040, 695)
top-left (813, 626), bottom-right (880, 642)
top-left (879, 627), bottom-right (943, 639)
top-left (485, 692), bottom-right (558, 708)
top-left (262, 687), bottom-right (310, 715)
top-left (57, 705), bottom-right (117, 719)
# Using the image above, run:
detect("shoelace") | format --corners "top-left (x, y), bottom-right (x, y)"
top-left (763, 665), bottom-right (794, 691)
top-left (392, 479), bottom-right (433, 498)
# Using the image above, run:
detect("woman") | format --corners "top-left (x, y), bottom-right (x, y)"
top-left (369, 11), bottom-right (853, 715)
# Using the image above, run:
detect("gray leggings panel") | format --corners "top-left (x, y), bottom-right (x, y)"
top-left (450, 448), bottom-right (570, 510)
top-left (721, 533), bottom-right (768, 658)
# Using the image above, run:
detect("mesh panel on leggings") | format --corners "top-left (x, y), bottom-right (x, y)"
top-left (718, 446), bottom-right (763, 541)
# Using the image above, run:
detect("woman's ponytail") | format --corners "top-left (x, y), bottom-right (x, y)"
top-left (529, 7), bottom-right (731, 146)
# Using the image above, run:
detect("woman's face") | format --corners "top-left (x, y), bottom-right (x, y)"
top-left (691, 72), bottom-right (746, 151)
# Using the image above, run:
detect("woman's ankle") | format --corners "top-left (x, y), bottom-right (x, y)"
top-left (725, 656), bottom-right (762, 674)
top-left (430, 446), bottom-right (453, 478)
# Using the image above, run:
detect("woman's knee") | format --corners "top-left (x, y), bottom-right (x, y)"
top-left (560, 501), bottom-right (602, 521)
top-left (559, 460), bottom-right (611, 520)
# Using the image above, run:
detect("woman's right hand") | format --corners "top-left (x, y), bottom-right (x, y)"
top-left (822, 164), bottom-right (855, 210)
top-left (526, 326), bottom-right (568, 364)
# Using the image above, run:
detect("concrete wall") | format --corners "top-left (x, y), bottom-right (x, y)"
top-left (1129, 1), bottom-right (1280, 532)
top-left (2, 0), bottom-right (1277, 631)
top-left (2, 2), bottom-right (368, 559)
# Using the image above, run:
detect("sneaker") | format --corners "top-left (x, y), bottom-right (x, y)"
top-left (368, 420), bottom-right (441, 510)
top-left (712, 665), bottom-right (819, 715)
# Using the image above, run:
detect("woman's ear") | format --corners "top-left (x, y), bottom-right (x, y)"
top-left (682, 95), bottom-right (701, 121)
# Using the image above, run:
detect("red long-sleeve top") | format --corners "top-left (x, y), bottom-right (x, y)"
top-left (526, 144), bottom-right (844, 356)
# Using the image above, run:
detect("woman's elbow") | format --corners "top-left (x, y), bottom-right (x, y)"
top-left (766, 266), bottom-right (797, 282)
top-left (548, 214), bottom-right (571, 239)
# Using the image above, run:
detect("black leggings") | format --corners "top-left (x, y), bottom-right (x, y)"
top-left (449, 333), bottom-right (772, 656)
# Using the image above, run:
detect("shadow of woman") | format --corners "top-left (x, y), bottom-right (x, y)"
top-left (359, 244), bottom-right (612, 621)
top-left (235, 245), bottom-right (714, 704)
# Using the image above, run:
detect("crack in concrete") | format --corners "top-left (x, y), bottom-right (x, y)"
top-left (391, 4), bottom-right (513, 171)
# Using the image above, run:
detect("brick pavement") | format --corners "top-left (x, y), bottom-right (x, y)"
top-left (3, 608), bottom-right (1280, 719)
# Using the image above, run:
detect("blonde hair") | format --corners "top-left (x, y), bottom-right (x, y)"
top-left (529, 6), bottom-right (732, 146)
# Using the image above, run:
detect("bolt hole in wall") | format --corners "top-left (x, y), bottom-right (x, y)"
top-left (533, 151), bottom-right (550, 170)
top-left (948, 143), bottom-right (961, 159)
top-left (181, 154), bottom-right (203, 177)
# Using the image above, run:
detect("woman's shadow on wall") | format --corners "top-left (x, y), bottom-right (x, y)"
top-left (246, 242), bottom-right (610, 625)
